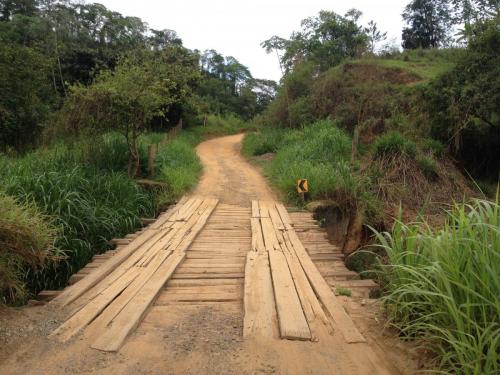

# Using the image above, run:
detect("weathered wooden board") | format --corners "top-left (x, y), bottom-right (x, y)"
top-left (91, 252), bottom-right (186, 352)
top-left (285, 229), bottom-right (366, 343)
top-left (268, 250), bottom-right (311, 340)
top-left (243, 252), bottom-right (277, 338)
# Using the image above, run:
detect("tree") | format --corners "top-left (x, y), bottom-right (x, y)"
top-left (401, 0), bottom-right (453, 49)
top-left (52, 48), bottom-right (200, 177)
top-left (262, 10), bottom-right (368, 73)
top-left (425, 16), bottom-right (500, 178)
top-left (364, 20), bottom-right (387, 53)
top-left (0, 41), bottom-right (53, 150)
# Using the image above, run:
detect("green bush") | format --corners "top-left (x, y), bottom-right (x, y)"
top-left (422, 138), bottom-right (445, 157)
top-left (242, 128), bottom-right (285, 156)
top-left (156, 134), bottom-right (202, 201)
top-left (0, 193), bottom-right (63, 304)
top-left (373, 132), bottom-right (417, 158)
top-left (417, 155), bottom-right (439, 179)
top-left (372, 198), bottom-right (500, 374)
top-left (0, 147), bottom-right (154, 296)
top-left (260, 120), bottom-right (374, 209)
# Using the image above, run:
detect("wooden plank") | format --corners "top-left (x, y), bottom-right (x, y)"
top-left (156, 292), bottom-right (241, 303)
top-left (280, 234), bottom-right (331, 331)
top-left (84, 251), bottom-right (174, 339)
top-left (69, 229), bottom-right (172, 310)
top-left (260, 217), bottom-right (281, 252)
top-left (268, 250), bottom-right (311, 340)
top-left (251, 200), bottom-right (260, 218)
top-left (243, 252), bottom-right (277, 338)
top-left (151, 196), bottom-right (187, 229)
top-left (251, 218), bottom-right (265, 252)
top-left (177, 266), bottom-right (244, 273)
top-left (275, 203), bottom-right (293, 229)
top-left (259, 200), bottom-right (270, 218)
top-left (285, 229), bottom-right (366, 343)
top-left (91, 252), bottom-right (186, 352)
top-left (50, 268), bottom-right (142, 342)
top-left (174, 199), bottom-right (219, 252)
top-left (167, 279), bottom-right (243, 287)
top-left (52, 199), bottom-right (184, 307)
top-left (171, 273), bottom-right (244, 279)
top-left (267, 203), bottom-right (285, 231)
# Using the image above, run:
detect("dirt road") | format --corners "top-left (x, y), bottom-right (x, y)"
top-left (192, 133), bottom-right (276, 205)
top-left (0, 134), bottom-right (416, 374)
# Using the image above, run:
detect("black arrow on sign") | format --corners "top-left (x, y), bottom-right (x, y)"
top-left (298, 179), bottom-right (307, 192)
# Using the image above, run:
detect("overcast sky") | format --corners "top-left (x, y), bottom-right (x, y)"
top-left (96, 0), bottom-right (408, 82)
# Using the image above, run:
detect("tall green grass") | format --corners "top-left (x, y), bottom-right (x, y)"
top-left (155, 134), bottom-right (202, 201)
top-left (372, 198), bottom-right (500, 374)
top-left (0, 138), bottom-right (155, 299)
top-left (244, 121), bottom-right (377, 217)
top-left (0, 193), bottom-right (63, 304)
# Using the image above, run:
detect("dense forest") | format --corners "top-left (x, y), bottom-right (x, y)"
top-left (0, 0), bottom-right (499, 374)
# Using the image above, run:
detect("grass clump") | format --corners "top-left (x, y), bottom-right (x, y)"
top-left (417, 156), bottom-right (439, 179)
top-left (335, 287), bottom-right (352, 297)
top-left (189, 114), bottom-right (251, 139)
top-left (373, 132), bottom-right (417, 158)
top-left (372, 198), bottom-right (500, 374)
top-left (156, 134), bottom-right (202, 202)
top-left (0, 193), bottom-right (63, 304)
top-left (0, 146), bottom-right (154, 298)
top-left (242, 127), bottom-right (285, 156)
top-left (422, 138), bottom-right (445, 158)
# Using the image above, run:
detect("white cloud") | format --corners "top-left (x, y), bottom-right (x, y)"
top-left (95, 0), bottom-right (408, 81)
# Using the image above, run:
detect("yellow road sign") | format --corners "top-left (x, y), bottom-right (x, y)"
top-left (297, 179), bottom-right (308, 193)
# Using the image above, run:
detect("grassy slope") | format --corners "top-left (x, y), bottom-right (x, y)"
top-left (245, 51), bottom-right (499, 374)
top-left (0, 114), bottom-right (245, 303)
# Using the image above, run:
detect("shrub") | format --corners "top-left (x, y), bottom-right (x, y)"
top-left (242, 128), bottom-right (285, 156)
top-left (261, 120), bottom-right (375, 209)
top-left (422, 138), bottom-right (445, 157)
top-left (156, 135), bottom-right (202, 202)
top-left (0, 193), bottom-right (63, 303)
top-left (373, 132), bottom-right (417, 158)
top-left (0, 149), bottom-right (154, 295)
top-left (417, 155), bottom-right (439, 179)
top-left (372, 198), bottom-right (500, 374)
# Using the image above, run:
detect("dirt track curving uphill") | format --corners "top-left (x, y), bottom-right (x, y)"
top-left (192, 133), bottom-right (276, 205)
top-left (0, 134), bottom-right (417, 375)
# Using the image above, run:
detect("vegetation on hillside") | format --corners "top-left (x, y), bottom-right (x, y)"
top-left (373, 198), bottom-right (499, 374)
top-left (0, 0), bottom-right (265, 303)
top-left (246, 3), bottom-right (499, 373)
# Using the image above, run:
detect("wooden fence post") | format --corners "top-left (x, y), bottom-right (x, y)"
top-left (147, 143), bottom-right (158, 177)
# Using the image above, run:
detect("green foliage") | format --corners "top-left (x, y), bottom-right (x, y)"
top-left (422, 138), bottom-right (445, 157)
top-left (50, 48), bottom-right (200, 177)
top-left (0, 2), bottom-right (274, 152)
top-left (242, 128), bottom-right (285, 156)
top-left (402, 0), bottom-right (454, 49)
top-left (335, 287), bottom-right (352, 297)
top-left (416, 155), bottom-right (439, 179)
top-left (259, 121), bottom-right (369, 206)
top-left (0, 142), bottom-right (154, 297)
top-left (0, 192), bottom-right (62, 304)
top-left (425, 17), bottom-right (500, 179)
top-left (156, 134), bottom-right (202, 202)
top-left (0, 41), bottom-right (54, 150)
top-left (372, 198), bottom-right (500, 373)
top-left (262, 9), bottom-right (368, 72)
top-left (373, 132), bottom-right (417, 158)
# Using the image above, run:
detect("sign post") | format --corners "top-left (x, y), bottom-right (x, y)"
top-left (296, 179), bottom-right (308, 202)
